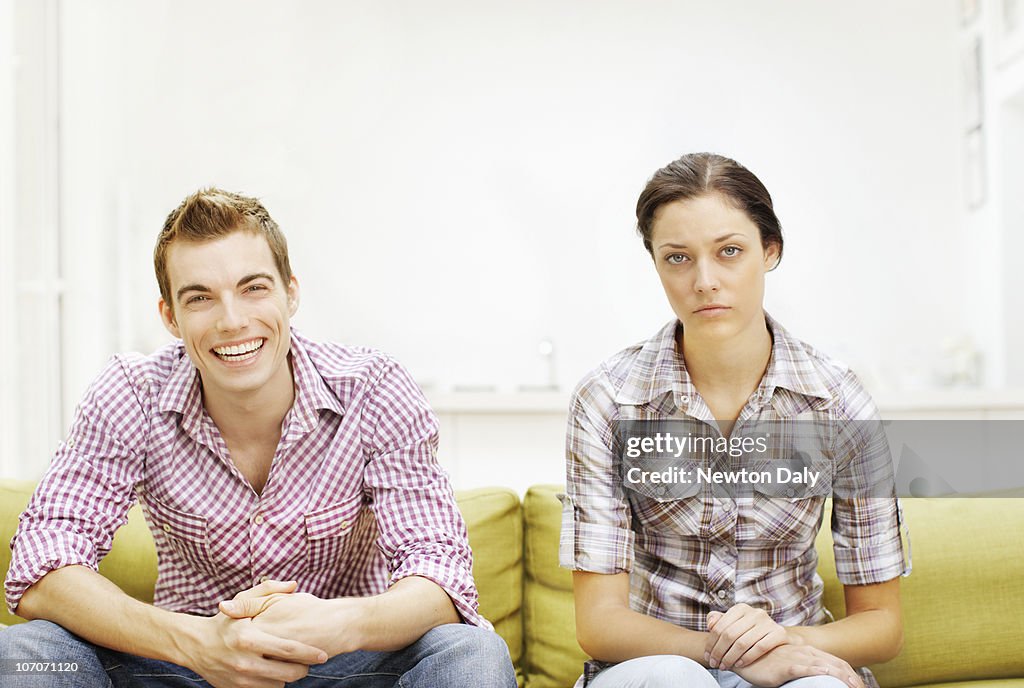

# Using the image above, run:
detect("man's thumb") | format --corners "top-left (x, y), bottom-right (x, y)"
top-left (220, 598), bottom-right (259, 618)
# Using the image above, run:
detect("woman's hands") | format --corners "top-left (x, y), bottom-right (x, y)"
top-left (704, 603), bottom-right (796, 670)
top-left (731, 644), bottom-right (865, 688)
top-left (703, 603), bottom-right (865, 687)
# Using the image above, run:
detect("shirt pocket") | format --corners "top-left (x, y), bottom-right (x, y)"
top-left (304, 497), bottom-right (365, 571)
top-left (627, 477), bottom-right (707, 538)
top-left (144, 495), bottom-right (217, 577)
top-left (747, 489), bottom-right (824, 543)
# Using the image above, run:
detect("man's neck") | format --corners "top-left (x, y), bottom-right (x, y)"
top-left (202, 356), bottom-right (296, 447)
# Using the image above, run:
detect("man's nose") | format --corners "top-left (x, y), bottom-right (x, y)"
top-left (216, 297), bottom-right (249, 331)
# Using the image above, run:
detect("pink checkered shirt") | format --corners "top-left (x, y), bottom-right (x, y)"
top-left (6, 330), bottom-right (487, 628)
top-left (561, 314), bottom-right (910, 686)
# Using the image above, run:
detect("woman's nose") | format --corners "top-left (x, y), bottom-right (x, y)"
top-left (693, 260), bottom-right (720, 293)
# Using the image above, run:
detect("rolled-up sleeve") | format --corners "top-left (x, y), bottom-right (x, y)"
top-left (559, 370), bottom-right (634, 574)
top-left (360, 357), bottom-right (488, 629)
top-left (830, 371), bottom-right (910, 585)
top-left (5, 356), bottom-right (147, 614)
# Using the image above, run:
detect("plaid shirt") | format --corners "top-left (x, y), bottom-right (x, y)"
top-left (6, 330), bottom-right (486, 628)
top-left (560, 314), bottom-right (909, 685)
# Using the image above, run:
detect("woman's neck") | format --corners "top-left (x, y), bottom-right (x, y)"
top-left (680, 314), bottom-right (773, 397)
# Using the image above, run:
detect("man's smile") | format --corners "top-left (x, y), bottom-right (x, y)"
top-left (211, 337), bottom-right (266, 361)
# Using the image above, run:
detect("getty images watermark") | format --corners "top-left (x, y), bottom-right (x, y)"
top-left (624, 431), bottom-right (823, 489)
top-left (614, 419), bottom-right (1024, 499)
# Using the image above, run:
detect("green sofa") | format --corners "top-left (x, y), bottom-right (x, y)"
top-left (2, 480), bottom-right (1024, 687)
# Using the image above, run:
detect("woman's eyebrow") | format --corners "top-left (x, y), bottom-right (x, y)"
top-left (657, 233), bottom-right (745, 250)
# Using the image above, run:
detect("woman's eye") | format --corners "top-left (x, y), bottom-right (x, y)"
top-left (666, 254), bottom-right (687, 265)
top-left (722, 246), bottom-right (742, 257)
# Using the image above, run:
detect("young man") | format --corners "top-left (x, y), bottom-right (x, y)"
top-left (1, 189), bottom-right (516, 687)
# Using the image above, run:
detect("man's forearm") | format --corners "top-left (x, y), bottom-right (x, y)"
top-left (16, 564), bottom-right (201, 666)
top-left (332, 576), bottom-right (461, 654)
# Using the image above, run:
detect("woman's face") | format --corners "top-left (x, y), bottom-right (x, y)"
top-left (649, 193), bottom-right (779, 341)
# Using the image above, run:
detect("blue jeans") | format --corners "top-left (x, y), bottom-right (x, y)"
top-left (0, 620), bottom-right (516, 687)
top-left (588, 655), bottom-right (850, 688)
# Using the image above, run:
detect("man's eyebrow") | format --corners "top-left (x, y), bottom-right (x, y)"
top-left (237, 272), bottom-right (276, 287)
top-left (175, 273), bottom-right (276, 302)
top-left (657, 233), bottom-right (744, 250)
top-left (176, 283), bottom-right (210, 301)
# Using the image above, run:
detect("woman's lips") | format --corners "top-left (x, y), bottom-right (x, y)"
top-left (695, 305), bottom-right (729, 313)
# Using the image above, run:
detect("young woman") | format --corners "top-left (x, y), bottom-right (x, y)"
top-left (560, 153), bottom-right (909, 688)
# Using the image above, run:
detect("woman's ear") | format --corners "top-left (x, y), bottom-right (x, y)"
top-left (764, 242), bottom-right (781, 272)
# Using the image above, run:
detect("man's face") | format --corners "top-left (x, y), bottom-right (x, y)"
top-left (650, 193), bottom-right (778, 340)
top-left (159, 230), bottom-right (299, 401)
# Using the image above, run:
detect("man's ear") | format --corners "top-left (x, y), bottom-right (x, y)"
top-left (159, 298), bottom-right (181, 338)
top-left (287, 275), bottom-right (300, 317)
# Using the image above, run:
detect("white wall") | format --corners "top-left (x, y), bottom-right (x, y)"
top-left (1, 0), bottom-right (986, 485)
top-left (0, 0), bottom-right (16, 479)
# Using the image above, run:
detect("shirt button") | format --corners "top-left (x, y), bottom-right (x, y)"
top-left (259, 575), bottom-right (269, 584)
top-left (339, 520), bottom-right (350, 530)
top-left (253, 514), bottom-right (264, 525)
top-left (67, 439), bottom-right (75, 448)
top-left (680, 396), bottom-right (690, 404)
top-left (162, 524), bottom-right (172, 533)
top-left (723, 501), bottom-right (733, 512)
top-left (717, 590), bottom-right (728, 599)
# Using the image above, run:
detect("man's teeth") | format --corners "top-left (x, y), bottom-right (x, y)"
top-left (214, 340), bottom-right (264, 358)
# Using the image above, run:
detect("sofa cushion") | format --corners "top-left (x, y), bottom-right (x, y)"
top-left (815, 497), bottom-right (1024, 688)
top-left (455, 486), bottom-right (524, 685)
top-left (522, 485), bottom-right (588, 688)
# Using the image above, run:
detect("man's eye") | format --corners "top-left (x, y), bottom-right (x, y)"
top-left (186, 295), bottom-right (208, 304)
top-left (246, 285), bottom-right (267, 293)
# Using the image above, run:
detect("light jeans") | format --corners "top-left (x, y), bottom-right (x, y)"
top-left (0, 619), bottom-right (517, 687)
top-left (588, 655), bottom-right (850, 688)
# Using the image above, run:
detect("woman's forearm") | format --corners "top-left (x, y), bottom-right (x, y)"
top-left (576, 602), bottom-right (710, 664)
top-left (788, 608), bottom-right (903, 666)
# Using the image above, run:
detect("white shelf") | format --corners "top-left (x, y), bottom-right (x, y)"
top-left (426, 390), bottom-right (570, 414)
top-left (873, 388), bottom-right (1024, 411)
top-left (425, 388), bottom-right (1024, 415)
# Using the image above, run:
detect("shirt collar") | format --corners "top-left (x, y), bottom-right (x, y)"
top-left (157, 347), bottom-right (202, 422)
top-left (287, 329), bottom-right (345, 434)
top-left (614, 313), bottom-right (832, 409)
top-left (759, 313), bottom-right (832, 403)
top-left (614, 319), bottom-right (691, 408)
